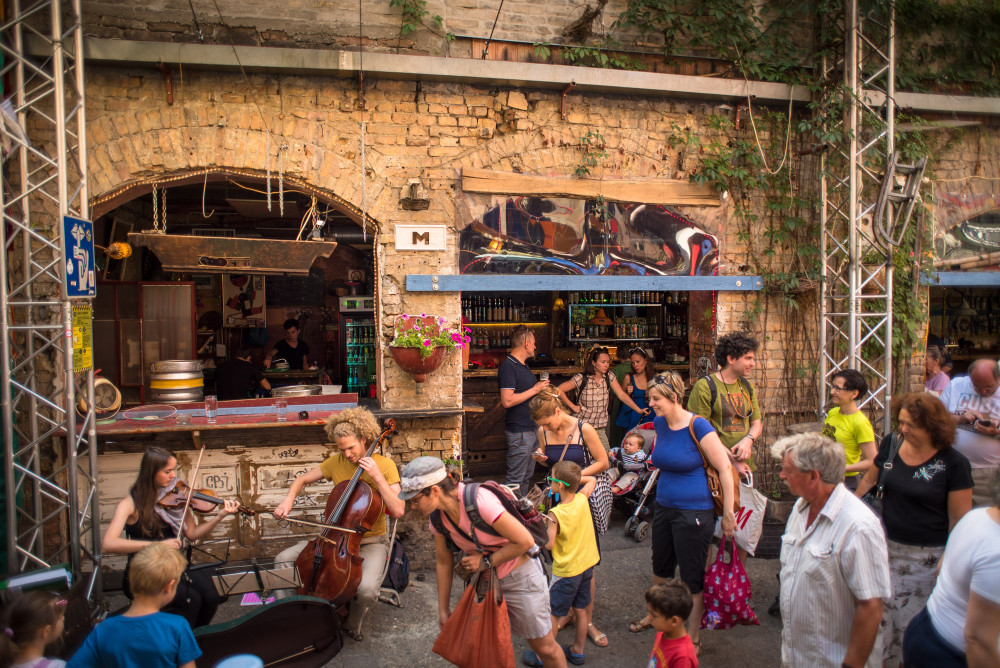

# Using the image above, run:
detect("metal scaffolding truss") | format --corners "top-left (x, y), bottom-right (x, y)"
top-left (819, 0), bottom-right (897, 432)
top-left (0, 0), bottom-right (99, 593)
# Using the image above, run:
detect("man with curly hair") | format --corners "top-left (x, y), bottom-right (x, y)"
top-left (687, 332), bottom-right (763, 478)
top-left (273, 407), bottom-right (403, 640)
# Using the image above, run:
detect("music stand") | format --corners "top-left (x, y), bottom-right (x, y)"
top-left (211, 558), bottom-right (301, 597)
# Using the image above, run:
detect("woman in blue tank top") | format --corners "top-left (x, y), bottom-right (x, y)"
top-left (615, 347), bottom-right (653, 431)
top-left (627, 372), bottom-right (736, 654)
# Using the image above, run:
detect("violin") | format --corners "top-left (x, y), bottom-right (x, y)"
top-left (158, 480), bottom-right (255, 518)
top-left (296, 418), bottom-right (397, 605)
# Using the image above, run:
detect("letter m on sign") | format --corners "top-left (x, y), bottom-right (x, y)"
top-left (735, 506), bottom-right (753, 530)
top-left (412, 231), bottom-right (430, 245)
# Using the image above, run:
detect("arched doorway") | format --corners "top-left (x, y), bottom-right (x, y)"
top-left (91, 169), bottom-right (378, 404)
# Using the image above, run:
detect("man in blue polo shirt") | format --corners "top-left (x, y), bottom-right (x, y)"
top-left (498, 325), bottom-right (549, 496)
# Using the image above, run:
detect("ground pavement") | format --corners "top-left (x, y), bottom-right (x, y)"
top-left (313, 514), bottom-right (784, 667)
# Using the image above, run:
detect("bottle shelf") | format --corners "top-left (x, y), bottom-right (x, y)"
top-left (570, 303), bottom-right (667, 308)
top-left (567, 337), bottom-right (662, 343)
top-left (465, 322), bottom-right (547, 327)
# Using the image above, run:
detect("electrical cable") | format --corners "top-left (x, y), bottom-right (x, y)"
top-left (186, 0), bottom-right (204, 42)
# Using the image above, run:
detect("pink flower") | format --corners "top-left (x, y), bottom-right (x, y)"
top-left (438, 317), bottom-right (446, 325)
top-left (420, 313), bottom-right (427, 318)
top-left (423, 339), bottom-right (432, 346)
top-left (400, 314), bottom-right (408, 320)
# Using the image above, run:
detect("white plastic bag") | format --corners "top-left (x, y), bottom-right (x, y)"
top-left (714, 473), bottom-right (768, 555)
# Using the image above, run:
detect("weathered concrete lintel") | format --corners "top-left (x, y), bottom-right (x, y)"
top-left (53, 37), bottom-right (1000, 115)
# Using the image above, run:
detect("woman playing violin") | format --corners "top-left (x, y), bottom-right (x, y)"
top-left (102, 446), bottom-right (241, 628)
top-left (273, 407), bottom-right (404, 641)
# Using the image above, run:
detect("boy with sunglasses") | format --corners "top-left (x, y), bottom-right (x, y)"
top-left (524, 461), bottom-right (598, 667)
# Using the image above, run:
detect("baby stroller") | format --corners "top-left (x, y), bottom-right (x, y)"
top-left (609, 422), bottom-right (659, 543)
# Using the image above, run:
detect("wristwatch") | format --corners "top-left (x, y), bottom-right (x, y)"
top-left (481, 555), bottom-right (492, 572)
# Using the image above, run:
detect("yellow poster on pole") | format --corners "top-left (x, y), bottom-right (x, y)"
top-left (72, 304), bottom-right (93, 373)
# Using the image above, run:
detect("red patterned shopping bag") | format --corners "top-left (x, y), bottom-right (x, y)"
top-left (700, 536), bottom-right (759, 630)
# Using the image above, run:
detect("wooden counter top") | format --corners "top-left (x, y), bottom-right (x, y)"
top-left (95, 394), bottom-right (359, 437)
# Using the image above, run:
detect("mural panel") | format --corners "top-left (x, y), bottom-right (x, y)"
top-left (933, 190), bottom-right (1000, 261)
top-left (459, 196), bottom-right (718, 276)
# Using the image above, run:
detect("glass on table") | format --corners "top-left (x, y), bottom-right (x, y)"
top-left (204, 395), bottom-right (218, 424)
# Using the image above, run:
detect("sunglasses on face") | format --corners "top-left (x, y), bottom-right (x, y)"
top-left (546, 476), bottom-right (569, 487)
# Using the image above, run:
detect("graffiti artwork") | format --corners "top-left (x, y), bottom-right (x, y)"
top-left (459, 196), bottom-right (718, 276)
top-left (933, 190), bottom-right (1000, 261)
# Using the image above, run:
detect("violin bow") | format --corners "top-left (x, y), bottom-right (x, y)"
top-left (177, 434), bottom-right (208, 547)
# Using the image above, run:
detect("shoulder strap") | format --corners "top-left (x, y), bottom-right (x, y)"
top-left (578, 373), bottom-right (588, 397)
top-left (708, 375), bottom-right (718, 409)
top-left (606, 371), bottom-right (615, 397)
top-left (875, 432), bottom-right (905, 495)
top-left (554, 422), bottom-right (576, 463)
top-left (429, 510), bottom-right (465, 553)
top-left (689, 415), bottom-right (714, 472)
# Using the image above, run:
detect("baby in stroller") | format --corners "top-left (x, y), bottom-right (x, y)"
top-left (608, 432), bottom-right (648, 493)
top-left (610, 423), bottom-right (660, 542)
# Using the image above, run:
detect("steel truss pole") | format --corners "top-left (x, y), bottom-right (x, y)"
top-left (820, 0), bottom-right (895, 433)
top-left (1, 0), bottom-right (99, 596)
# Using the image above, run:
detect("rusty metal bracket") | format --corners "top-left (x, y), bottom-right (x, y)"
top-left (357, 70), bottom-right (365, 110)
top-left (561, 82), bottom-right (576, 121)
top-left (157, 62), bottom-right (174, 105)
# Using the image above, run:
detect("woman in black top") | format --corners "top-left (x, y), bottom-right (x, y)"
top-left (102, 447), bottom-right (240, 627)
top-left (854, 393), bottom-right (973, 666)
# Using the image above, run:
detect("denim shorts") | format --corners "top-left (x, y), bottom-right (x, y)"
top-left (549, 567), bottom-right (594, 617)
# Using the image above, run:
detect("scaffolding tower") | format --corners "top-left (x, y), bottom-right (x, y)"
top-left (0, 0), bottom-right (99, 595)
top-left (820, 0), bottom-right (897, 432)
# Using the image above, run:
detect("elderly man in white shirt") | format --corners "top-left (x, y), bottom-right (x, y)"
top-left (772, 432), bottom-right (891, 668)
top-left (940, 358), bottom-right (1000, 507)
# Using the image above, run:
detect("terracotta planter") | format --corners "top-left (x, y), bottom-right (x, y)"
top-left (389, 346), bottom-right (449, 393)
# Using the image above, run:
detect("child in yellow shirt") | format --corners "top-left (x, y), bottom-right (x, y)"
top-left (525, 460), bottom-right (599, 667)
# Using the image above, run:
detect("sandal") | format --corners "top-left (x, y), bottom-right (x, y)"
top-left (557, 610), bottom-right (577, 631)
top-left (628, 618), bottom-right (653, 633)
top-left (562, 643), bottom-right (586, 665)
top-left (587, 623), bottom-right (609, 647)
top-left (522, 650), bottom-right (544, 667)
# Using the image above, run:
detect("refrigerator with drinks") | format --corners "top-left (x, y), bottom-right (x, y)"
top-left (339, 296), bottom-right (376, 397)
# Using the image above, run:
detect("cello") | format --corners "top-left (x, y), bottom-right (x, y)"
top-left (295, 418), bottom-right (397, 605)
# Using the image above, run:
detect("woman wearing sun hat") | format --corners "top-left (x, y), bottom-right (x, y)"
top-left (399, 456), bottom-right (567, 668)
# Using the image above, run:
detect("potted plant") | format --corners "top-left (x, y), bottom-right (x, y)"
top-left (388, 314), bottom-right (470, 393)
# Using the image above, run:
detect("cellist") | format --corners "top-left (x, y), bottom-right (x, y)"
top-left (273, 407), bottom-right (404, 641)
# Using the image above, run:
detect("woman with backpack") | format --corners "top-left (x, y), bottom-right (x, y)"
top-left (554, 346), bottom-right (650, 451)
top-left (399, 456), bottom-right (567, 668)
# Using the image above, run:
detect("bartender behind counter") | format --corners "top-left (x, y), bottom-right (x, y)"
top-left (264, 318), bottom-right (310, 370)
top-left (216, 347), bottom-right (271, 401)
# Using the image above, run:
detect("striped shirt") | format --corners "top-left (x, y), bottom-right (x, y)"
top-left (779, 484), bottom-right (891, 668)
top-left (572, 372), bottom-right (611, 428)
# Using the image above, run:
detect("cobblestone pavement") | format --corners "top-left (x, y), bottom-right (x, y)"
top-left (315, 514), bottom-right (784, 668)
top-left (102, 514), bottom-right (784, 667)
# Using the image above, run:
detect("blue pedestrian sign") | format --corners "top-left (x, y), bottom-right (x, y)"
top-left (63, 215), bottom-right (96, 298)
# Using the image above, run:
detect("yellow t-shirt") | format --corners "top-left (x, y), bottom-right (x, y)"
top-left (318, 452), bottom-right (400, 538)
top-left (550, 493), bottom-right (600, 578)
top-left (822, 407), bottom-right (876, 477)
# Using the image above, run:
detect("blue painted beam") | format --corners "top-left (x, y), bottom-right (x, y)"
top-left (921, 271), bottom-right (1000, 287)
top-left (406, 274), bottom-right (763, 292)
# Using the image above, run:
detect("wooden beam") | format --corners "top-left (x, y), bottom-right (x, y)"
top-left (461, 168), bottom-right (721, 206)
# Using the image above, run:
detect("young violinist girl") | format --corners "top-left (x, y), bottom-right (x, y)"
top-left (273, 407), bottom-right (404, 641)
top-left (102, 446), bottom-right (240, 628)
top-left (0, 590), bottom-right (67, 668)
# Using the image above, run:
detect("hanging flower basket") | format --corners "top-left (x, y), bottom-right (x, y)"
top-left (387, 313), bottom-right (469, 394)
top-left (389, 345), bottom-right (449, 393)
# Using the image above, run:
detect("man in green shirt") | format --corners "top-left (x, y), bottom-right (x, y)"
top-left (687, 332), bottom-right (762, 478)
